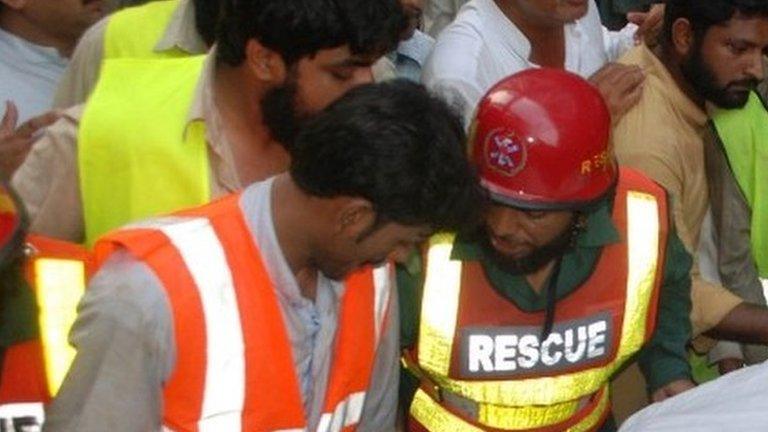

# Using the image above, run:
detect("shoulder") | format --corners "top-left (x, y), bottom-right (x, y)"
top-left (84, 250), bottom-right (173, 334)
top-left (423, 6), bottom-right (488, 86)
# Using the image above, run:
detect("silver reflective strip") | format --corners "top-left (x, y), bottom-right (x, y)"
top-left (151, 218), bottom-right (246, 431)
top-left (316, 391), bottom-right (367, 432)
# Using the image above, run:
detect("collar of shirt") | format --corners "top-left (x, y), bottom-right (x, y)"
top-left (182, 47), bottom-right (241, 191)
top-left (0, 27), bottom-right (68, 68)
top-left (153, 0), bottom-right (208, 56)
top-left (395, 30), bottom-right (435, 67)
top-left (636, 44), bottom-right (708, 128)
top-left (450, 198), bottom-right (620, 311)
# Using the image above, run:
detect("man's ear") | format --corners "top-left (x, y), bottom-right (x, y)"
top-left (0, 0), bottom-right (29, 10)
top-left (244, 39), bottom-right (287, 83)
top-left (334, 198), bottom-right (376, 240)
top-left (671, 17), bottom-right (695, 57)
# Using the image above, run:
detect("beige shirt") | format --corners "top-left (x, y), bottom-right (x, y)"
top-left (52, 0), bottom-right (207, 108)
top-left (612, 44), bottom-right (742, 338)
top-left (13, 51), bottom-right (240, 243)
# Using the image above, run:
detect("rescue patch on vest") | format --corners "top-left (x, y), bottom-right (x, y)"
top-left (458, 312), bottom-right (613, 378)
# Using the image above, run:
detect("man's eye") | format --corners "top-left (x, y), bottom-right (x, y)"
top-left (727, 41), bottom-right (747, 55)
top-left (331, 70), bottom-right (353, 81)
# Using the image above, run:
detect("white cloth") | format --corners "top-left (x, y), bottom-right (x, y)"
top-left (620, 361), bottom-right (768, 431)
top-left (422, 0), bottom-right (636, 125)
top-left (0, 27), bottom-right (67, 123)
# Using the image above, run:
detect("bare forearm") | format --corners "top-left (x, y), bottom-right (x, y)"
top-left (705, 303), bottom-right (768, 345)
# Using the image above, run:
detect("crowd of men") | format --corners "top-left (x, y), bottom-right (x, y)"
top-left (0, 0), bottom-right (767, 431)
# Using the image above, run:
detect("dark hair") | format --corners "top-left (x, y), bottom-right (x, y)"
top-left (192, 0), bottom-right (223, 46)
top-left (217, 0), bottom-right (405, 67)
top-left (290, 80), bottom-right (483, 232)
top-left (663, 0), bottom-right (768, 44)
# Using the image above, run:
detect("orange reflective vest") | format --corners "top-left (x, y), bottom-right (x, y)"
top-left (406, 168), bottom-right (668, 432)
top-left (0, 235), bottom-right (90, 430)
top-left (94, 193), bottom-right (392, 431)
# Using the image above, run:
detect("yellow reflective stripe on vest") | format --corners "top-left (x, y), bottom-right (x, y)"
top-left (35, 258), bottom-right (87, 396)
top-left (411, 387), bottom-right (609, 432)
top-left (417, 192), bottom-right (660, 408)
top-left (476, 397), bottom-right (578, 429)
top-left (104, 0), bottom-right (186, 59)
top-left (418, 232), bottom-right (463, 376)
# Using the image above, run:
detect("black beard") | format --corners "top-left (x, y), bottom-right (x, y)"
top-left (474, 220), bottom-right (577, 276)
top-left (260, 74), bottom-right (309, 152)
top-left (681, 46), bottom-right (758, 109)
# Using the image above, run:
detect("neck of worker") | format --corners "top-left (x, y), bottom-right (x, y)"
top-left (0, 11), bottom-right (75, 57)
top-left (493, 1), bottom-right (566, 68)
top-left (655, 43), bottom-right (707, 109)
top-left (271, 174), bottom-right (322, 300)
top-left (213, 62), bottom-right (291, 185)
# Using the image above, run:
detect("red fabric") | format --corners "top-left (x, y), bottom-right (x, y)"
top-left (0, 235), bottom-right (90, 405)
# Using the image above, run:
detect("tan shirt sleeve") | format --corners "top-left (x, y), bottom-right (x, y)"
top-left (11, 106), bottom-right (85, 243)
top-left (613, 117), bottom-right (742, 343)
top-left (52, 17), bottom-right (109, 108)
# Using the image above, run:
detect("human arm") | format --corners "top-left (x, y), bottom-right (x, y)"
top-left (52, 18), bottom-right (109, 109)
top-left (0, 102), bottom-right (59, 180)
top-left (589, 63), bottom-right (645, 122)
top-left (357, 276), bottom-right (400, 431)
top-left (42, 251), bottom-right (175, 432)
top-left (10, 106), bottom-right (85, 242)
top-left (637, 232), bottom-right (694, 397)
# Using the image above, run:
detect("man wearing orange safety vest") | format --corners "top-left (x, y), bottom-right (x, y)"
top-left (0, 182), bottom-right (89, 431)
top-left (399, 69), bottom-right (696, 432)
top-left (45, 81), bottom-right (483, 431)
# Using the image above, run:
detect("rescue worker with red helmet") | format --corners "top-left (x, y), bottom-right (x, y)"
top-left (0, 182), bottom-right (89, 431)
top-left (399, 69), bottom-right (696, 432)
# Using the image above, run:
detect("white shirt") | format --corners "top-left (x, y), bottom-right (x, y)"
top-left (0, 27), bottom-right (67, 123)
top-left (619, 361), bottom-right (768, 431)
top-left (422, 0), bottom-right (636, 125)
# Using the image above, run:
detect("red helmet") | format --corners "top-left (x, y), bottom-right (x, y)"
top-left (470, 68), bottom-right (616, 210)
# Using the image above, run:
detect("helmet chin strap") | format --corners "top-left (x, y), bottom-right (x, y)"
top-left (540, 214), bottom-right (586, 340)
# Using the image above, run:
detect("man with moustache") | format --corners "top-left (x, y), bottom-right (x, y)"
top-left (399, 69), bottom-right (694, 432)
top-left (12, 0), bottom-right (404, 246)
top-left (613, 0), bottom-right (768, 367)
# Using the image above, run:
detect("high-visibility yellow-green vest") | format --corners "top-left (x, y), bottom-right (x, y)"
top-left (78, 56), bottom-right (210, 246)
top-left (712, 92), bottom-right (768, 278)
top-left (103, 0), bottom-right (189, 60)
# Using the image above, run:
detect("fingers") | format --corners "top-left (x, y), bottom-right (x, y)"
top-left (1, 101), bottom-right (19, 135)
top-left (632, 4), bottom-right (665, 46)
top-left (0, 136), bottom-right (34, 181)
top-left (14, 110), bottom-right (61, 139)
top-left (590, 63), bottom-right (645, 121)
top-left (626, 11), bottom-right (647, 26)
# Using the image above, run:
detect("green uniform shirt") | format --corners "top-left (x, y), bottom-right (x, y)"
top-left (398, 199), bottom-right (693, 416)
top-left (0, 261), bottom-right (39, 355)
